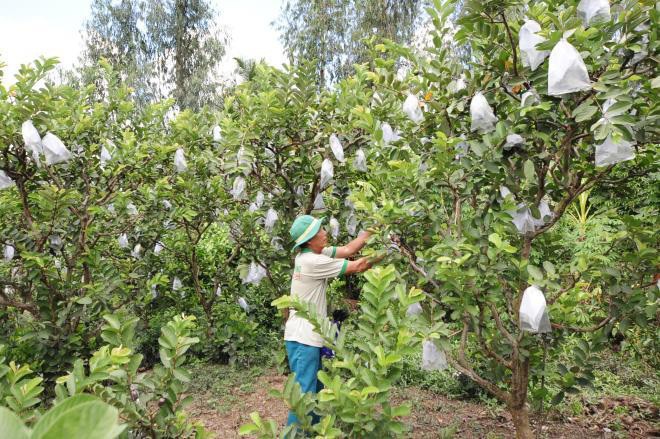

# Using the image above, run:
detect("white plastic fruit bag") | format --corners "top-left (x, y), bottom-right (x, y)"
top-left (264, 208), bottom-right (278, 232)
top-left (172, 277), bottom-right (182, 291)
top-left (212, 125), bottom-right (222, 142)
top-left (470, 92), bottom-right (498, 133)
top-left (354, 149), bottom-right (367, 172)
top-left (403, 94), bottom-right (423, 123)
top-left (520, 90), bottom-right (540, 108)
top-left (406, 302), bottom-right (423, 317)
top-left (499, 185), bottom-right (514, 200)
top-left (100, 146), bottom-right (112, 168)
top-left (447, 75), bottom-right (466, 94)
top-left (505, 134), bottom-right (524, 148)
top-left (238, 297), bottom-right (250, 312)
top-left (154, 242), bottom-right (164, 255)
top-left (162, 200), bottom-right (172, 210)
top-left (118, 234), bottom-right (129, 249)
top-left (131, 244), bottom-right (142, 259)
top-left (329, 217), bottom-right (340, 239)
top-left (519, 285), bottom-right (551, 333)
top-left (271, 236), bottom-right (284, 251)
top-left (381, 123), bottom-right (401, 143)
top-left (577, 0), bottom-right (610, 26)
top-left (215, 286), bottom-right (222, 297)
top-left (422, 340), bottom-right (447, 371)
top-left (595, 135), bottom-right (635, 167)
top-left (255, 191), bottom-right (265, 208)
top-left (346, 213), bottom-right (357, 236)
top-left (230, 176), bottom-right (246, 200)
top-left (512, 204), bottom-right (536, 234)
top-left (242, 262), bottom-right (267, 285)
top-left (248, 203), bottom-right (258, 213)
top-left (0, 170), bottom-right (14, 190)
top-left (127, 203), bottom-right (138, 216)
top-left (320, 159), bottom-right (334, 189)
top-left (151, 285), bottom-right (158, 299)
top-left (548, 39), bottom-right (591, 96)
top-left (313, 193), bottom-right (325, 211)
top-left (4, 244), bottom-right (15, 262)
top-left (174, 148), bottom-right (187, 173)
top-left (42, 133), bottom-right (72, 165)
top-left (22, 120), bottom-right (42, 164)
top-left (536, 199), bottom-right (553, 227)
top-left (329, 134), bottom-right (345, 162)
top-left (519, 20), bottom-right (549, 71)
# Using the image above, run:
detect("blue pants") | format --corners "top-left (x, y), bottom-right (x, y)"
top-left (285, 340), bottom-right (322, 427)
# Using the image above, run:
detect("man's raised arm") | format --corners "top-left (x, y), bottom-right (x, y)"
top-left (334, 231), bottom-right (371, 258)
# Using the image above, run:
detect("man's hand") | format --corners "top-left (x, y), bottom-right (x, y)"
top-left (345, 257), bottom-right (372, 274)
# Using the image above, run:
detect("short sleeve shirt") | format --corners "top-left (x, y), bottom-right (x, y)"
top-left (284, 246), bottom-right (348, 347)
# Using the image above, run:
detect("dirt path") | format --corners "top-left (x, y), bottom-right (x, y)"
top-left (187, 367), bottom-right (657, 438)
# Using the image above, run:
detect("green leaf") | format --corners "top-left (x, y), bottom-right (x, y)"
top-left (527, 265), bottom-right (543, 281)
top-left (75, 297), bottom-right (93, 305)
top-left (31, 394), bottom-right (125, 439)
top-left (523, 160), bottom-right (535, 182)
top-left (0, 407), bottom-right (29, 439)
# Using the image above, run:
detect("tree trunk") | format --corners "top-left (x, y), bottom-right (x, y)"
top-left (509, 356), bottom-right (533, 438)
top-left (509, 404), bottom-right (533, 439)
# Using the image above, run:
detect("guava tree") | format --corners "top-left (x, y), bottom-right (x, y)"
top-left (213, 61), bottom-right (385, 305)
top-left (0, 59), bottom-right (183, 374)
top-left (351, 0), bottom-right (657, 436)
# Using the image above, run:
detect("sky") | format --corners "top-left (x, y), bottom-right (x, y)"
top-left (0, 0), bottom-right (287, 85)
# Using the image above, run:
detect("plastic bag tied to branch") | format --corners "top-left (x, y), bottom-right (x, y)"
top-left (329, 217), bottom-right (340, 239)
top-left (238, 297), bottom-right (250, 313)
top-left (212, 125), bottom-right (222, 142)
top-left (520, 285), bottom-right (552, 333)
top-left (131, 244), bottom-right (142, 259)
top-left (264, 208), bottom-right (278, 232)
top-left (0, 170), bottom-right (15, 190)
top-left (548, 39), bottom-right (591, 96)
top-left (313, 193), bottom-right (325, 211)
top-left (595, 135), bottom-right (636, 167)
top-left (406, 302), bottom-right (423, 317)
top-left (230, 176), bottom-right (246, 200)
top-left (118, 234), bottom-right (129, 249)
top-left (519, 20), bottom-right (549, 71)
top-left (422, 340), bottom-right (448, 371)
top-left (381, 122), bottom-right (401, 143)
top-left (470, 92), bottom-right (498, 133)
top-left (329, 134), bottom-right (345, 162)
top-left (577, 0), bottom-right (611, 26)
top-left (403, 94), bottom-right (424, 123)
top-left (174, 148), bottom-right (187, 173)
top-left (42, 133), bottom-right (72, 165)
top-left (242, 262), bottom-right (267, 286)
top-left (354, 148), bottom-right (367, 172)
top-left (320, 158), bottom-right (334, 189)
top-left (22, 120), bottom-right (43, 164)
top-left (100, 146), bottom-right (112, 168)
top-left (4, 244), bottom-right (15, 262)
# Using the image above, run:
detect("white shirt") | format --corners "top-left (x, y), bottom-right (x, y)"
top-left (284, 246), bottom-right (347, 347)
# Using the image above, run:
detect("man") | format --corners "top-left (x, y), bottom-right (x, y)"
top-left (284, 214), bottom-right (373, 427)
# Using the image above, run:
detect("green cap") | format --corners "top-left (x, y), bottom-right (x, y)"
top-left (289, 215), bottom-right (324, 250)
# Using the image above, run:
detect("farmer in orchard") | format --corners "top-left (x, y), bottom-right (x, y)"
top-left (285, 214), bottom-right (375, 427)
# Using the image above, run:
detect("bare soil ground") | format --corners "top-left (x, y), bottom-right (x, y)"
top-left (186, 366), bottom-right (658, 438)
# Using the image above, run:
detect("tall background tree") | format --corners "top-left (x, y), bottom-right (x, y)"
top-left (276, 0), bottom-right (426, 83)
top-left (80, 0), bottom-right (228, 110)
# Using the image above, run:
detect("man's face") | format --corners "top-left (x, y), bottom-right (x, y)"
top-left (307, 227), bottom-right (328, 249)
